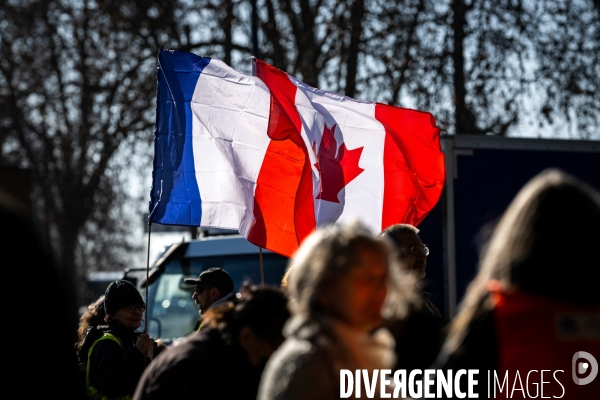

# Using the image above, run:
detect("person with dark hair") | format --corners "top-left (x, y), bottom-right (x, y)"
top-left (78, 279), bottom-right (157, 400)
top-left (434, 169), bottom-right (600, 398)
top-left (132, 284), bottom-right (291, 400)
top-left (184, 267), bottom-right (235, 332)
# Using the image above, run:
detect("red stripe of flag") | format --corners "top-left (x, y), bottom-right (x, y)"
top-left (377, 104), bottom-right (445, 230)
top-left (247, 59), bottom-right (317, 257)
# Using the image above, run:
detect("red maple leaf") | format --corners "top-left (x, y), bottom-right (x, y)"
top-left (313, 123), bottom-right (364, 203)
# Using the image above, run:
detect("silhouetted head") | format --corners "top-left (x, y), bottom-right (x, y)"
top-left (381, 223), bottom-right (429, 280)
top-left (445, 169), bottom-right (600, 353)
top-left (203, 284), bottom-right (290, 367)
top-left (478, 168), bottom-right (600, 304)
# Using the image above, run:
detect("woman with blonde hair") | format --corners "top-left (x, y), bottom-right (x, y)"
top-left (258, 219), bottom-right (413, 400)
top-left (434, 169), bottom-right (600, 398)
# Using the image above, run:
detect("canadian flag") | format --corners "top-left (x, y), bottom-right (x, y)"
top-left (150, 49), bottom-right (445, 257)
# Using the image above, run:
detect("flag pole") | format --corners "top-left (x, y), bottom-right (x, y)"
top-left (144, 222), bottom-right (152, 366)
top-left (259, 247), bottom-right (264, 286)
top-left (145, 222), bottom-right (152, 333)
top-left (251, 0), bottom-right (260, 59)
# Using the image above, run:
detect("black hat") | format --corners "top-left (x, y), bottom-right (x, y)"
top-left (184, 268), bottom-right (234, 295)
top-left (104, 280), bottom-right (144, 315)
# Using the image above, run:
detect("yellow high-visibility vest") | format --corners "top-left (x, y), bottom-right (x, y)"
top-left (85, 333), bottom-right (131, 400)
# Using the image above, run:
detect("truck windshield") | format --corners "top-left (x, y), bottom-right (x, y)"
top-left (143, 253), bottom-right (289, 344)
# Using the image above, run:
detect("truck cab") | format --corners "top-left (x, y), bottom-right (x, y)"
top-left (127, 231), bottom-right (289, 344)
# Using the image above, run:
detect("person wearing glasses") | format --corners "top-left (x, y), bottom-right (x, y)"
top-left (381, 223), bottom-right (440, 317)
top-left (380, 223), bottom-right (446, 377)
top-left (78, 279), bottom-right (157, 400)
top-left (185, 267), bottom-right (235, 332)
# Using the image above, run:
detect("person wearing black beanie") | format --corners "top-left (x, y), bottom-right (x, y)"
top-left (77, 280), bottom-right (157, 400)
top-left (104, 280), bottom-right (145, 316)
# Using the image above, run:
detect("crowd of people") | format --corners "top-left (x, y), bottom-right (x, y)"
top-left (72, 168), bottom-right (599, 399)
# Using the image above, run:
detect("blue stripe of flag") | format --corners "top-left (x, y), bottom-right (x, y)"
top-left (149, 49), bottom-right (210, 226)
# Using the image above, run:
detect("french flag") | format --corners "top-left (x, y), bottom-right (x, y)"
top-left (149, 49), bottom-right (445, 257)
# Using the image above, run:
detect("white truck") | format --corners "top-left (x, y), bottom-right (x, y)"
top-left (126, 231), bottom-right (289, 344)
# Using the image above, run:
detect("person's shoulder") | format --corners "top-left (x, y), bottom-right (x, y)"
top-left (423, 298), bottom-right (442, 317)
top-left (265, 338), bottom-right (330, 378)
top-left (135, 330), bottom-right (228, 399)
top-left (270, 336), bottom-right (319, 364)
top-left (433, 307), bottom-right (496, 370)
top-left (154, 330), bottom-right (223, 365)
top-left (80, 325), bottom-right (111, 351)
top-left (259, 337), bottom-right (335, 400)
top-left (82, 325), bottom-right (104, 343)
top-left (78, 326), bottom-right (101, 363)
top-left (416, 286), bottom-right (443, 318)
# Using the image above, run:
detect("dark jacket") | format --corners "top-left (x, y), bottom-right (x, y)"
top-left (386, 287), bottom-right (446, 373)
top-left (386, 306), bottom-right (447, 373)
top-left (80, 321), bottom-right (149, 399)
top-left (133, 328), bottom-right (261, 400)
top-left (421, 288), bottom-right (442, 318)
top-left (432, 306), bottom-right (497, 399)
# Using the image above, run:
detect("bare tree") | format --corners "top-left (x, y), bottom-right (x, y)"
top-left (255, 0), bottom-right (355, 87)
top-left (0, 0), bottom-right (187, 312)
top-left (360, 0), bottom-right (599, 137)
top-left (527, 0), bottom-right (600, 138)
top-left (1, 0), bottom-right (598, 322)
